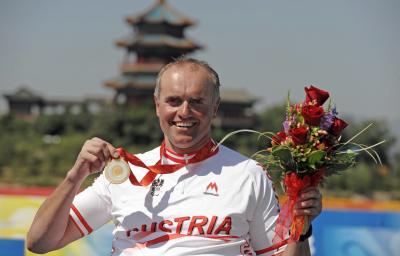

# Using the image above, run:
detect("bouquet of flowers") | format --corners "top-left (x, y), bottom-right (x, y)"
top-left (216, 85), bottom-right (384, 244)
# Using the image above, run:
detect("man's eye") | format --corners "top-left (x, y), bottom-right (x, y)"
top-left (167, 98), bottom-right (182, 106)
top-left (189, 99), bottom-right (203, 105)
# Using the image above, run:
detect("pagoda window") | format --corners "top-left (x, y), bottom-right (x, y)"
top-left (136, 24), bottom-right (183, 38)
top-left (167, 26), bottom-right (184, 38)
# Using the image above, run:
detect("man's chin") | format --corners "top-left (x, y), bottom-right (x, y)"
top-left (167, 138), bottom-right (199, 153)
top-left (172, 140), bottom-right (195, 150)
top-left (166, 133), bottom-right (210, 153)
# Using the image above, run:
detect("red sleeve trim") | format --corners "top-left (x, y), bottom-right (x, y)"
top-left (69, 215), bottom-right (84, 237)
top-left (255, 238), bottom-right (289, 255)
top-left (71, 204), bottom-right (93, 234)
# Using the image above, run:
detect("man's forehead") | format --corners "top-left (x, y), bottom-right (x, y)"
top-left (161, 82), bottom-right (209, 97)
top-left (164, 62), bottom-right (205, 76)
top-left (160, 65), bottom-right (212, 87)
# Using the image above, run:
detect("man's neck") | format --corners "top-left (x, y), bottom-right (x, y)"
top-left (165, 136), bottom-right (212, 155)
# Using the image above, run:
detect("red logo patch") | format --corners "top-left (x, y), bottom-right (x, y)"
top-left (204, 182), bottom-right (219, 196)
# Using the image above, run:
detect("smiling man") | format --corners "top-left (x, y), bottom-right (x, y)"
top-left (27, 58), bottom-right (322, 256)
top-left (154, 60), bottom-right (220, 153)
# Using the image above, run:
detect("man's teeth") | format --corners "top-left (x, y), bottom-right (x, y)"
top-left (175, 122), bottom-right (195, 128)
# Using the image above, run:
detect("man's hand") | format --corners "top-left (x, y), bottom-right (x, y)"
top-left (27, 137), bottom-right (119, 253)
top-left (295, 187), bottom-right (322, 221)
top-left (67, 137), bottom-right (119, 183)
top-left (282, 187), bottom-right (322, 256)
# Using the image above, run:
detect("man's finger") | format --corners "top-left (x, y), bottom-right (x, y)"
top-left (300, 188), bottom-right (321, 200)
top-left (107, 143), bottom-right (119, 159)
top-left (86, 145), bottom-right (105, 163)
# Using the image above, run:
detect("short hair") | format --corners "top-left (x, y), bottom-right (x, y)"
top-left (154, 57), bottom-right (220, 101)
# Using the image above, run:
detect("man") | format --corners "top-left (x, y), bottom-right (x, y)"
top-left (27, 58), bottom-right (322, 255)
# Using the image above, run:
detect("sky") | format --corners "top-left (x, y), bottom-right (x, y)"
top-left (1, 0), bottom-right (399, 136)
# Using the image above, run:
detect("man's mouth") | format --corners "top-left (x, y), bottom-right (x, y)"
top-left (173, 121), bottom-right (197, 128)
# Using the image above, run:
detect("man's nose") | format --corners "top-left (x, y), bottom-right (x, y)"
top-left (178, 101), bottom-right (191, 117)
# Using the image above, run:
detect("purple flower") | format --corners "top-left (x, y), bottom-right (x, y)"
top-left (320, 107), bottom-right (337, 130)
top-left (331, 106), bottom-right (338, 116)
top-left (283, 120), bottom-right (290, 133)
top-left (320, 115), bottom-right (334, 130)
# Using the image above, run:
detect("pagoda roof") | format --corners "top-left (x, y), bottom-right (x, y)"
top-left (220, 89), bottom-right (258, 104)
top-left (120, 62), bottom-right (165, 73)
top-left (116, 34), bottom-right (201, 50)
top-left (104, 74), bottom-right (156, 90)
top-left (126, 0), bottom-right (196, 27)
top-left (4, 87), bottom-right (43, 102)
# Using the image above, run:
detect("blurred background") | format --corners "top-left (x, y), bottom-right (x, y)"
top-left (1, 0), bottom-right (399, 255)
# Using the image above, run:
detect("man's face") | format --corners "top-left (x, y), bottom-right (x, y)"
top-left (154, 64), bottom-right (219, 153)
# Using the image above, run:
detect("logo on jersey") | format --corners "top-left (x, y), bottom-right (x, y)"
top-left (125, 215), bottom-right (236, 247)
top-left (204, 181), bottom-right (219, 196)
top-left (151, 178), bottom-right (164, 196)
top-left (240, 241), bottom-right (254, 256)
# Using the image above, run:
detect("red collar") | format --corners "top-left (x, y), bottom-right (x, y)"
top-left (118, 139), bottom-right (219, 187)
top-left (161, 139), bottom-right (218, 164)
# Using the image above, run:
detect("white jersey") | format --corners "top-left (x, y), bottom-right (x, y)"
top-left (70, 143), bottom-right (284, 256)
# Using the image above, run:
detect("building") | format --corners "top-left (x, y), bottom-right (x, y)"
top-left (3, 0), bottom-right (257, 129)
top-left (104, 0), bottom-right (202, 105)
top-left (104, 0), bottom-right (257, 129)
top-left (3, 87), bottom-right (107, 120)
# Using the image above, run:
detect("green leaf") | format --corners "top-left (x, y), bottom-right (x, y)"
top-left (271, 146), bottom-right (293, 163)
top-left (307, 150), bottom-right (326, 166)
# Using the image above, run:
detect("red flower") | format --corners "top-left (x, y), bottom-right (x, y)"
top-left (305, 86), bottom-right (330, 106)
top-left (330, 118), bottom-right (348, 136)
top-left (289, 126), bottom-right (309, 145)
top-left (301, 105), bottom-right (324, 126)
top-left (272, 131), bottom-right (287, 145)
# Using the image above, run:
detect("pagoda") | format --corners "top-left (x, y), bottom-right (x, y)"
top-left (105, 0), bottom-right (202, 105)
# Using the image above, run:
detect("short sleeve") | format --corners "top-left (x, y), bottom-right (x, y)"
top-left (249, 171), bottom-right (286, 256)
top-left (69, 174), bottom-right (112, 236)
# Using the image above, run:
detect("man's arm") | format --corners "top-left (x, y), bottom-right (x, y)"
top-left (26, 137), bottom-right (118, 253)
top-left (283, 241), bottom-right (311, 256)
top-left (282, 187), bottom-right (322, 256)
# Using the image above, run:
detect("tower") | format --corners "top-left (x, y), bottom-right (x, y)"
top-left (105, 0), bottom-right (202, 105)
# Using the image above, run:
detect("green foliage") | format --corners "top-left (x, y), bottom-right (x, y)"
top-left (324, 163), bottom-right (377, 196)
top-left (0, 103), bottom-right (161, 186)
top-left (342, 119), bottom-right (396, 166)
top-left (0, 101), bottom-right (399, 200)
top-left (253, 102), bottom-right (399, 199)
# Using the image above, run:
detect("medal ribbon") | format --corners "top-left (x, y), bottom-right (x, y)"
top-left (116, 140), bottom-right (218, 186)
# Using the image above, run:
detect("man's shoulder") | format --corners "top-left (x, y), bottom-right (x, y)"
top-left (216, 145), bottom-right (265, 174)
top-left (135, 145), bottom-right (161, 164)
top-left (214, 145), bottom-right (271, 192)
top-left (138, 145), bottom-right (160, 156)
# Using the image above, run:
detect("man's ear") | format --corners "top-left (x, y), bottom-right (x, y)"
top-left (154, 95), bottom-right (160, 117)
top-left (213, 97), bottom-right (220, 118)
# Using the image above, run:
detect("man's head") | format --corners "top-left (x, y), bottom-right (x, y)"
top-left (155, 58), bottom-right (220, 101)
top-left (154, 57), bottom-right (221, 153)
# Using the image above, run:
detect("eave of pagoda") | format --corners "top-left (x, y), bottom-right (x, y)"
top-left (125, 0), bottom-right (196, 28)
top-left (115, 34), bottom-right (202, 50)
top-left (119, 62), bottom-right (165, 74)
top-left (104, 74), bottom-right (156, 91)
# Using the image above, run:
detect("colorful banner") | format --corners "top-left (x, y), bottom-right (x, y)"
top-left (312, 210), bottom-right (400, 256)
top-left (0, 190), bottom-right (113, 256)
top-left (1, 188), bottom-right (400, 256)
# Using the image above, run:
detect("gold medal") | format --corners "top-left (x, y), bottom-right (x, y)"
top-left (104, 158), bottom-right (130, 184)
